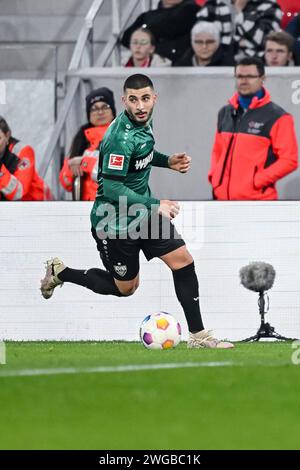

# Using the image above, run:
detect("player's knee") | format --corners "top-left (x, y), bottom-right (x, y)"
top-left (177, 250), bottom-right (194, 268)
top-left (117, 281), bottom-right (139, 297)
top-left (182, 252), bottom-right (193, 265)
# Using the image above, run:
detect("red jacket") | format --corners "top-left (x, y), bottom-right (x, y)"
top-left (208, 89), bottom-right (298, 200)
top-left (0, 139), bottom-right (53, 201)
top-left (60, 124), bottom-right (109, 201)
top-left (277, 0), bottom-right (299, 28)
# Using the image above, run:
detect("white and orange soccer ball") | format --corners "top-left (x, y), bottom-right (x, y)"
top-left (140, 312), bottom-right (181, 350)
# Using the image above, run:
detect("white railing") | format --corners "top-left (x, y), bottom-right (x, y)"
top-left (40, 0), bottom-right (146, 197)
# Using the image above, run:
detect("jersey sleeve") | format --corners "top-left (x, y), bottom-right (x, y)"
top-left (152, 150), bottom-right (170, 168)
top-left (101, 130), bottom-right (134, 181)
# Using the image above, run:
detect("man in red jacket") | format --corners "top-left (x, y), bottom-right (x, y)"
top-left (0, 116), bottom-right (53, 201)
top-left (208, 57), bottom-right (298, 200)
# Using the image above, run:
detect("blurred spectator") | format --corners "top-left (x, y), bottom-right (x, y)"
top-left (0, 116), bottom-right (53, 201)
top-left (277, 0), bottom-right (299, 29)
top-left (59, 88), bottom-right (116, 201)
top-left (124, 27), bottom-right (171, 67)
top-left (286, 13), bottom-right (300, 65)
top-left (194, 0), bottom-right (207, 5)
top-left (233, 0), bottom-right (282, 60)
top-left (174, 21), bottom-right (234, 65)
top-left (196, 0), bottom-right (233, 47)
top-left (121, 0), bottom-right (200, 64)
top-left (264, 31), bottom-right (295, 66)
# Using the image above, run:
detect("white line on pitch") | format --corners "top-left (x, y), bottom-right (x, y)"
top-left (0, 361), bottom-right (234, 378)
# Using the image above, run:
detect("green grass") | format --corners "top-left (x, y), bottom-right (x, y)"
top-left (0, 341), bottom-right (299, 450)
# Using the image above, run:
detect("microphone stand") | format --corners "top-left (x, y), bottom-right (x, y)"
top-left (242, 291), bottom-right (297, 342)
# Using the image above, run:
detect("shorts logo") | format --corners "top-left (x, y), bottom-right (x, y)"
top-left (108, 154), bottom-right (125, 170)
top-left (113, 263), bottom-right (127, 277)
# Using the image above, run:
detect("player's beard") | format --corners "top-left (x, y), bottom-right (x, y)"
top-left (126, 106), bottom-right (154, 125)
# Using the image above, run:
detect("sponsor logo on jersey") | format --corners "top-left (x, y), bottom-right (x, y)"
top-left (113, 263), bottom-right (127, 277)
top-left (135, 151), bottom-right (153, 170)
top-left (108, 154), bottom-right (125, 170)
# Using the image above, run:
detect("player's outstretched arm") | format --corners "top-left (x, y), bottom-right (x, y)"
top-left (168, 153), bottom-right (191, 173)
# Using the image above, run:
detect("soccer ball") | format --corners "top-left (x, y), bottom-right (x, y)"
top-left (140, 312), bottom-right (181, 350)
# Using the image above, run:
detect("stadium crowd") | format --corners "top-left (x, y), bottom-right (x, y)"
top-left (0, 0), bottom-right (299, 201)
top-left (121, 0), bottom-right (299, 67)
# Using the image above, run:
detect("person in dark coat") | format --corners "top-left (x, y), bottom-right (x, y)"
top-left (285, 13), bottom-right (300, 65)
top-left (121, 0), bottom-right (200, 64)
top-left (233, 0), bottom-right (282, 60)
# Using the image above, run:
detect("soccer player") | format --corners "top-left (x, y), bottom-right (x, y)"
top-left (41, 74), bottom-right (233, 349)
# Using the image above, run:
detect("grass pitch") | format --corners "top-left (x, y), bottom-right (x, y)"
top-left (0, 341), bottom-right (299, 450)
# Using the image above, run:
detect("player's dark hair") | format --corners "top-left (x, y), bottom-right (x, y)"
top-left (123, 74), bottom-right (154, 92)
top-left (235, 57), bottom-right (265, 76)
top-left (0, 116), bottom-right (11, 135)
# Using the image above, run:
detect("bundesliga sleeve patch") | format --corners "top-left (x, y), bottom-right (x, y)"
top-left (108, 154), bottom-right (125, 171)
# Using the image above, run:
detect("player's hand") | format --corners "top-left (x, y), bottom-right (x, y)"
top-left (68, 156), bottom-right (84, 177)
top-left (158, 200), bottom-right (180, 220)
top-left (169, 153), bottom-right (191, 173)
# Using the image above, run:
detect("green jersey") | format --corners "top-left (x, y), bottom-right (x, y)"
top-left (90, 111), bottom-right (169, 235)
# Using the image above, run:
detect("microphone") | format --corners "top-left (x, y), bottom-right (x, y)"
top-left (239, 261), bottom-right (276, 292)
top-left (239, 262), bottom-right (296, 342)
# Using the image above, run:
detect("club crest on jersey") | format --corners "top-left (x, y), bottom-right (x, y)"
top-left (108, 154), bottom-right (125, 170)
top-left (113, 263), bottom-right (127, 277)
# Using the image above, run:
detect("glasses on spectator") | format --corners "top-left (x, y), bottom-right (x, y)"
top-left (90, 104), bottom-right (111, 113)
top-left (193, 39), bottom-right (216, 46)
top-left (235, 75), bottom-right (262, 81)
top-left (130, 40), bottom-right (151, 46)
